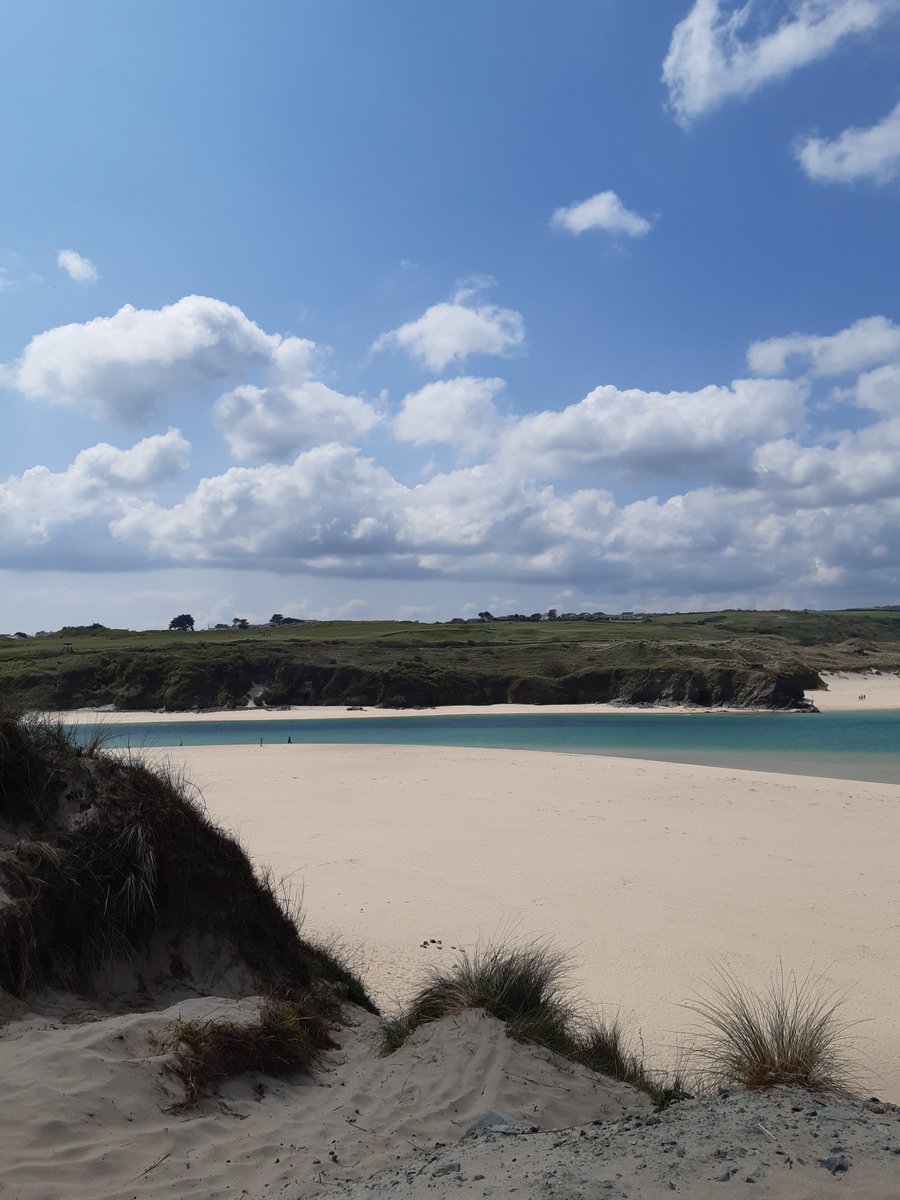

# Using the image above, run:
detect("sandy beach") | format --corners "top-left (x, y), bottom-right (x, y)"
top-left (54, 667), bottom-right (900, 1102)
top-left (149, 737), bottom-right (900, 1104)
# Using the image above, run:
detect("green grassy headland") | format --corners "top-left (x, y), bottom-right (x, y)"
top-left (2, 608), bottom-right (899, 711)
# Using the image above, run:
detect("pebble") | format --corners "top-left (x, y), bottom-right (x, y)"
top-left (820, 1153), bottom-right (851, 1175)
top-left (432, 1162), bottom-right (461, 1178)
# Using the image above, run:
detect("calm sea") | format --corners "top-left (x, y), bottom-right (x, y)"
top-left (73, 710), bottom-right (900, 785)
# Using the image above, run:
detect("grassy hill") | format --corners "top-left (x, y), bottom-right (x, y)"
top-left (2, 609), bottom-right (899, 712)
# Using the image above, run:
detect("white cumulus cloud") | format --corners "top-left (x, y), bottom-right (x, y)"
top-left (373, 286), bottom-right (525, 372)
top-left (10, 295), bottom-right (317, 422)
top-left (551, 191), bottom-right (652, 238)
top-left (110, 443), bottom-right (409, 570)
top-left (499, 378), bottom-right (806, 483)
top-left (795, 99), bottom-right (900, 182)
top-left (748, 315), bottom-right (900, 376)
top-left (0, 429), bottom-right (189, 562)
top-left (393, 377), bottom-right (506, 451)
top-left (215, 382), bottom-right (380, 463)
top-left (663, 0), bottom-right (896, 125)
top-left (57, 249), bottom-right (99, 284)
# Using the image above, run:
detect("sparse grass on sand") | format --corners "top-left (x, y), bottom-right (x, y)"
top-left (380, 940), bottom-right (688, 1109)
top-left (684, 965), bottom-right (855, 1094)
top-left (151, 996), bottom-right (338, 1110)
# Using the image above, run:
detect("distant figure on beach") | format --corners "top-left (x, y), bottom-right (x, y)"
top-left (259, 737), bottom-right (263, 747)
top-left (287, 735), bottom-right (292, 744)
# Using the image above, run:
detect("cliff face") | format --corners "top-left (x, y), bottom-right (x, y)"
top-left (507, 666), bottom-right (817, 710)
top-left (11, 656), bottom-right (819, 711)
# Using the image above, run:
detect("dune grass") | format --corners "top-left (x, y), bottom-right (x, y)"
top-left (151, 995), bottom-right (338, 1110)
top-left (685, 966), bottom-right (854, 1094)
top-left (0, 702), bottom-right (375, 1013)
top-left (379, 939), bottom-right (686, 1108)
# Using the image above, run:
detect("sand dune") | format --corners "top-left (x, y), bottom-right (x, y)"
top-left (3, 996), bottom-right (898, 1198)
top-left (0, 1000), bottom-right (646, 1199)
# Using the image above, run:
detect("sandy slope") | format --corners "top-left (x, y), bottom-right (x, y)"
top-left (2, 997), bottom-right (898, 1199)
top-left (0, 1001), bottom-right (646, 1200)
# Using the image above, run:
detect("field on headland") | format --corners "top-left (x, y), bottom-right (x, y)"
top-left (4, 607), bottom-right (900, 711)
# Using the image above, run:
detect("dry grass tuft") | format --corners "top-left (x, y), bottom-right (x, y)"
top-left (152, 996), bottom-right (337, 1109)
top-left (685, 965), bottom-right (855, 1093)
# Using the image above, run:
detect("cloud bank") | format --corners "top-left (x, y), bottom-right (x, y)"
top-left (6, 294), bottom-right (900, 609)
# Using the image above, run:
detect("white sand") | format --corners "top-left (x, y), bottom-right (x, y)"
top-left (156, 742), bottom-right (900, 1105)
top-left (6, 996), bottom-right (897, 1198)
top-left (807, 669), bottom-right (900, 710)
top-left (0, 1001), bottom-right (647, 1199)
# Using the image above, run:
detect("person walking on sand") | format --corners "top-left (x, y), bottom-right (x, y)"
top-left (259, 737), bottom-right (263, 747)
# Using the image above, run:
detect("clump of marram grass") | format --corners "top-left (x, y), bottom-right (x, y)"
top-left (684, 965), bottom-right (855, 1094)
top-left (381, 940), bottom-right (572, 1051)
top-left (380, 939), bottom-right (683, 1108)
top-left (151, 995), bottom-right (338, 1110)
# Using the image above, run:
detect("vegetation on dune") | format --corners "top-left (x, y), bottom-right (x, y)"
top-left (684, 966), bottom-right (855, 1094)
top-left (0, 701), bottom-right (374, 1015)
top-left (380, 940), bottom-right (688, 1109)
top-left (382, 942), bottom-right (858, 1108)
top-left (151, 995), bottom-right (339, 1110)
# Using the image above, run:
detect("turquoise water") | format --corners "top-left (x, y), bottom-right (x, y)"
top-left (73, 710), bottom-right (900, 784)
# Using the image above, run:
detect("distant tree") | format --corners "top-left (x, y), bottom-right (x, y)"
top-left (477, 611), bottom-right (494, 622)
top-left (232, 617), bottom-right (249, 630)
top-left (546, 608), bottom-right (558, 621)
top-left (169, 614), bottom-right (195, 632)
top-left (269, 613), bottom-right (284, 626)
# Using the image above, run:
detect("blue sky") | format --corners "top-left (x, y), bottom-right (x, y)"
top-left (2, 0), bottom-right (900, 630)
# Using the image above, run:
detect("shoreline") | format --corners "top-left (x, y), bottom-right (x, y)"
top-left (49, 669), bottom-right (900, 724)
